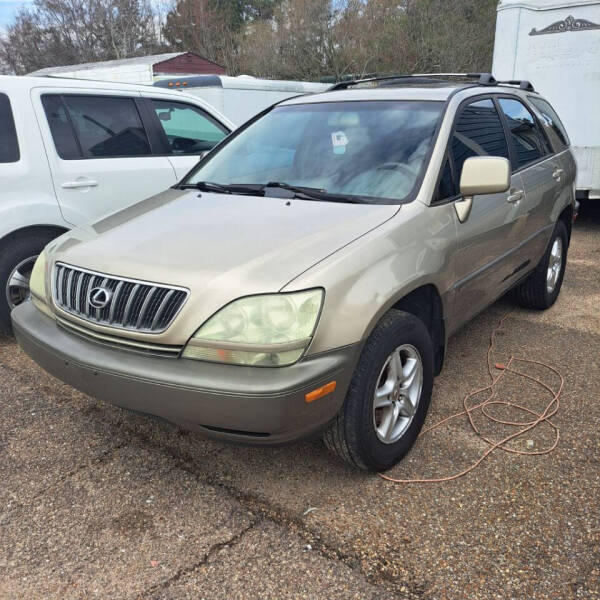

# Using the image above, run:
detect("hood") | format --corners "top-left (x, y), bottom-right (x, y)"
top-left (50, 188), bottom-right (398, 343)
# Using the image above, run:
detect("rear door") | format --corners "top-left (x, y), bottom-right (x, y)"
top-left (141, 95), bottom-right (231, 180)
top-left (495, 96), bottom-right (558, 269)
top-left (33, 89), bottom-right (178, 226)
top-left (438, 97), bottom-right (525, 328)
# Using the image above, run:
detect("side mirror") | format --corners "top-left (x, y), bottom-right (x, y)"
top-left (455, 156), bottom-right (511, 223)
top-left (459, 156), bottom-right (511, 197)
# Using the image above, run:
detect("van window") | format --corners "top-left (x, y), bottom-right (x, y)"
top-left (151, 100), bottom-right (229, 154)
top-left (42, 95), bottom-right (81, 160)
top-left (0, 93), bottom-right (20, 163)
top-left (62, 95), bottom-right (152, 158)
top-left (497, 98), bottom-right (551, 169)
top-left (438, 98), bottom-right (510, 200)
top-left (528, 97), bottom-right (569, 150)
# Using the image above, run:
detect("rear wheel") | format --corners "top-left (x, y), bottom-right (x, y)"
top-left (324, 310), bottom-right (434, 471)
top-left (515, 220), bottom-right (568, 310)
top-left (0, 232), bottom-right (58, 334)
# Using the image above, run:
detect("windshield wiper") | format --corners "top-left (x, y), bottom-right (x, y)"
top-left (180, 180), bottom-right (364, 203)
top-left (264, 182), bottom-right (364, 204)
top-left (180, 181), bottom-right (265, 195)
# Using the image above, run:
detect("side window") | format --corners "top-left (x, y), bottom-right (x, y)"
top-left (42, 95), bottom-right (81, 159)
top-left (528, 97), bottom-right (569, 150)
top-left (151, 100), bottom-right (228, 154)
top-left (0, 93), bottom-right (20, 163)
top-left (497, 98), bottom-right (551, 170)
top-left (438, 98), bottom-right (509, 201)
top-left (63, 95), bottom-right (151, 158)
top-left (437, 156), bottom-right (455, 200)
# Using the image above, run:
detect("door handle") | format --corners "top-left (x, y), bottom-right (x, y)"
top-left (507, 189), bottom-right (524, 203)
top-left (61, 179), bottom-right (99, 189)
top-left (552, 168), bottom-right (564, 182)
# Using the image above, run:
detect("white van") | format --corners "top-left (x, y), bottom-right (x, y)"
top-left (493, 0), bottom-right (600, 200)
top-left (154, 75), bottom-right (329, 125)
top-left (0, 75), bottom-right (234, 332)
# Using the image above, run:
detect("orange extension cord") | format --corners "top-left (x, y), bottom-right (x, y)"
top-left (379, 311), bottom-right (563, 484)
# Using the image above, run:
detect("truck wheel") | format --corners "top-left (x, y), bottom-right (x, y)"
top-left (0, 232), bottom-right (57, 334)
top-left (323, 310), bottom-right (434, 471)
top-left (515, 220), bottom-right (568, 310)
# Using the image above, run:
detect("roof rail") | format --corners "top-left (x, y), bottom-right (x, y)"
top-left (328, 72), bottom-right (535, 92)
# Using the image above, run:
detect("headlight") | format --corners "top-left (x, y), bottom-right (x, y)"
top-left (29, 251), bottom-right (54, 318)
top-left (29, 251), bottom-right (47, 301)
top-left (182, 289), bottom-right (324, 366)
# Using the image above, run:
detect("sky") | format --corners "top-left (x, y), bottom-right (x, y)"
top-left (0, 0), bottom-right (33, 30)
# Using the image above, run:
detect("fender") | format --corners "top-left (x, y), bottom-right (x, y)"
top-left (0, 201), bottom-right (70, 244)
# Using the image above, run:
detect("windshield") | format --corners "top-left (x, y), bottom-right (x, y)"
top-left (182, 100), bottom-right (444, 204)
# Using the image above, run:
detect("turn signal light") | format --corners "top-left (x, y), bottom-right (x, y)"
top-left (305, 381), bottom-right (337, 403)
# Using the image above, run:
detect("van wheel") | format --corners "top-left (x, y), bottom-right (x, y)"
top-left (0, 232), bottom-right (57, 334)
top-left (515, 220), bottom-right (568, 310)
top-left (323, 310), bottom-right (434, 471)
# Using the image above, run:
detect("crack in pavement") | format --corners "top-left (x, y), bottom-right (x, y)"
top-left (135, 519), bottom-right (264, 600)
top-left (109, 420), bottom-right (406, 597)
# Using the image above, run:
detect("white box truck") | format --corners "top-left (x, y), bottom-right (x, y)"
top-left (493, 0), bottom-right (600, 200)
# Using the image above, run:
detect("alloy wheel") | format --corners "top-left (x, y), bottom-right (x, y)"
top-left (373, 344), bottom-right (423, 444)
top-left (6, 255), bottom-right (38, 310)
top-left (546, 237), bottom-right (563, 294)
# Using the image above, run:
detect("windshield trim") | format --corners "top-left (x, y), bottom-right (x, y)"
top-left (178, 99), bottom-right (449, 206)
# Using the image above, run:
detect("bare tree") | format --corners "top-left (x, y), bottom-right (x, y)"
top-left (1, 0), bottom-right (498, 79)
top-left (0, 0), bottom-right (162, 74)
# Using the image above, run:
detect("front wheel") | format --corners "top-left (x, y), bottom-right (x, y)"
top-left (324, 310), bottom-right (434, 471)
top-left (0, 232), bottom-right (57, 334)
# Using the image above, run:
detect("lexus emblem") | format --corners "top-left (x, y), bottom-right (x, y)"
top-left (88, 287), bottom-right (112, 309)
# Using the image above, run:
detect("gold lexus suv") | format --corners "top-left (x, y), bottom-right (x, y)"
top-left (12, 74), bottom-right (576, 471)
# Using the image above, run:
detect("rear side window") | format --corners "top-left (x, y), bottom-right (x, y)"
top-left (528, 97), bottom-right (569, 150)
top-left (151, 99), bottom-right (228, 154)
top-left (42, 96), bottom-right (81, 159)
top-left (0, 93), bottom-right (20, 163)
top-left (438, 98), bottom-right (510, 200)
top-left (64, 96), bottom-right (151, 158)
top-left (497, 98), bottom-right (551, 170)
top-left (43, 94), bottom-right (152, 159)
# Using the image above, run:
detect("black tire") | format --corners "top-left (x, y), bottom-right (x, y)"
top-left (0, 232), bottom-right (58, 334)
top-left (515, 220), bottom-right (568, 310)
top-left (324, 310), bottom-right (434, 471)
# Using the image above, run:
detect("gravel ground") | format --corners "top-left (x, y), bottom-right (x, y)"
top-left (1, 203), bottom-right (599, 600)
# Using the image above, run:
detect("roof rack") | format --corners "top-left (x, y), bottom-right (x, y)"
top-left (328, 73), bottom-right (535, 92)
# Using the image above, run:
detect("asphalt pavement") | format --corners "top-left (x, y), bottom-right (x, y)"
top-left (1, 203), bottom-right (599, 600)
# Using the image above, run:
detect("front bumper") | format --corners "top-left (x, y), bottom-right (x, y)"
top-left (12, 301), bottom-right (360, 444)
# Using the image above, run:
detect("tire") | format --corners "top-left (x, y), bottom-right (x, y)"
top-left (0, 232), bottom-right (57, 334)
top-left (515, 220), bottom-right (568, 310)
top-left (323, 310), bottom-right (434, 471)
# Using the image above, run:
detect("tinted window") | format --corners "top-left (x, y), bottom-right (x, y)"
top-left (0, 93), bottom-right (20, 163)
top-left (42, 95), bottom-right (81, 159)
top-left (437, 156), bottom-right (455, 200)
top-left (185, 101), bottom-right (444, 204)
top-left (63, 95), bottom-right (151, 158)
top-left (152, 100), bottom-right (228, 154)
top-left (439, 99), bottom-right (509, 200)
top-left (498, 98), bottom-right (551, 169)
top-left (528, 97), bottom-right (569, 150)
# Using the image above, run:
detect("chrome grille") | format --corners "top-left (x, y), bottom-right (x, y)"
top-left (53, 263), bottom-right (188, 333)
